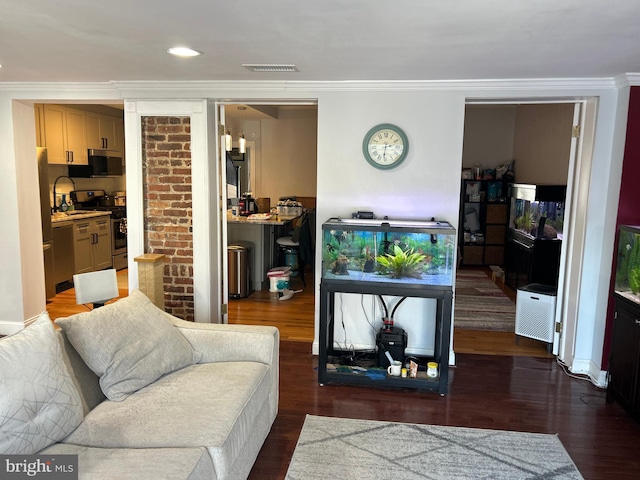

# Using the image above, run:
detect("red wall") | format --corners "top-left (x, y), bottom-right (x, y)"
top-left (603, 86), bottom-right (640, 368)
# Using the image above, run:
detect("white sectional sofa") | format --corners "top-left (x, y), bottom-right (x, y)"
top-left (0, 290), bottom-right (279, 480)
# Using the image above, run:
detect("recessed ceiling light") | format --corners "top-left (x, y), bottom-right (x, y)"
top-left (167, 47), bottom-right (202, 57)
top-left (242, 64), bottom-right (298, 73)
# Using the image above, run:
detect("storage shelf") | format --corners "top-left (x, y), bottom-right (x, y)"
top-left (459, 180), bottom-right (508, 266)
top-left (318, 279), bottom-right (452, 395)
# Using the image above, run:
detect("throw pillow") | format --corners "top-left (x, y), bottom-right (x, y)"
top-left (0, 312), bottom-right (84, 454)
top-left (55, 289), bottom-right (198, 402)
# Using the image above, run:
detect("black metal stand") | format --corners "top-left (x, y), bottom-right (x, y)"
top-left (318, 279), bottom-right (453, 394)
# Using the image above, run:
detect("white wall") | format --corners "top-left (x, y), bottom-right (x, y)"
top-left (513, 103), bottom-right (574, 184)
top-left (462, 105), bottom-right (516, 169)
top-left (260, 108), bottom-right (317, 201)
top-left (315, 89), bottom-right (466, 355)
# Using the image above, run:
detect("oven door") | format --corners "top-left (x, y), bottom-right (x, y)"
top-left (111, 218), bottom-right (127, 254)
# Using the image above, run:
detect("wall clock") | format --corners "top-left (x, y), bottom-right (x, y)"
top-left (362, 123), bottom-right (409, 170)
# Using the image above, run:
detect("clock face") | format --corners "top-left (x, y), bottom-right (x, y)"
top-left (362, 124), bottom-right (409, 170)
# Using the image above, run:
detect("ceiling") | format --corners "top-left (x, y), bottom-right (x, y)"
top-left (1, 1), bottom-right (639, 84)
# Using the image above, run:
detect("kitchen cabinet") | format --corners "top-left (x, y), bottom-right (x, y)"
top-left (459, 180), bottom-right (508, 266)
top-left (607, 225), bottom-right (640, 421)
top-left (34, 103), bottom-right (45, 147)
top-left (43, 105), bottom-right (88, 165)
top-left (73, 216), bottom-right (112, 274)
top-left (52, 222), bottom-right (75, 285)
top-left (86, 112), bottom-right (119, 151)
top-left (608, 295), bottom-right (640, 422)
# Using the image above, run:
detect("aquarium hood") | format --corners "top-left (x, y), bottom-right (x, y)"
top-left (327, 217), bottom-right (454, 230)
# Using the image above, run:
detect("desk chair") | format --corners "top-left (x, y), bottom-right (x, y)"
top-left (276, 210), bottom-right (314, 288)
top-left (74, 269), bottom-right (119, 309)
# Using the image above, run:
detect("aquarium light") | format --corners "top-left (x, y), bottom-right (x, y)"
top-left (337, 218), bottom-right (449, 228)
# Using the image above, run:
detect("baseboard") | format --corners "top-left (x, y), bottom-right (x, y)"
top-left (0, 321), bottom-right (25, 336)
top-left (0, 314), bottom-right (41, 337)
top-left (570, 357), bottom-right (608, 388)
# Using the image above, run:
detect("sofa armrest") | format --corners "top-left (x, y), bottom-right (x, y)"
top-left (166, 315), bottom-right (280, 420)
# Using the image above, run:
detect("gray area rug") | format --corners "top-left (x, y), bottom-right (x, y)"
top-left (455, 270), bottom-right (516, 331)
top-left (286, 415), bottom-right (583, 480)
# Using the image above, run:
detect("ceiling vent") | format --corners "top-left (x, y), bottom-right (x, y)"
top-left (242, 64), bottom-right (299, 73)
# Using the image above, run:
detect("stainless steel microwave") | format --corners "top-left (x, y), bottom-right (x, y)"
top-left (69, 149), bottom-right (123, 177)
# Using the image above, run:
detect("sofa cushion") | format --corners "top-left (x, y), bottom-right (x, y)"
top-left (41, 443), bottom-right (215, 480)
top-left (55, 289), bottom-right (200, 402)
top-left (0, 313), bottom-right (83, 454)
top-left (64, 361), bottom-right (271, 479)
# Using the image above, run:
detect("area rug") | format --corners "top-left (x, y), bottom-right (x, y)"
top-left (286, 415), bottom-right (583, 480)
top-left (454, 270), bottom-right (516, 331)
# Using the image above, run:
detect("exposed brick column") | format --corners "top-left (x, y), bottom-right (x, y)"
top-left (141, 116), bottom-right (194, 321)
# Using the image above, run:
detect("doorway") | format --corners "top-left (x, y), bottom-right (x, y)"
top-left (454, 102), bottom-right (578, 358)
top-left (221, 103), bottom-right (318, 341)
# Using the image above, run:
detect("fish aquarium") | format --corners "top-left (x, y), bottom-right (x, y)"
top-left (508, 184), bottom-right (566, 240)
top-left (614, 225), bottom-right (640, 305)
top-left (321, 218), bottom-right (456, 287)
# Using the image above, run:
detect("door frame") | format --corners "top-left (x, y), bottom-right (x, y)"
top-left (215, 100), bottom-right (318, 321)
top-left (460, 97), bottom-right (597, 364)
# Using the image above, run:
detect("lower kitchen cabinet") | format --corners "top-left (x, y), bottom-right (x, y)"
top-left (73, 216), bottom-right (112, 274)
top-left (608, 295), bottom-right (640, 422)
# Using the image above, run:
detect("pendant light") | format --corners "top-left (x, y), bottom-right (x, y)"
top-left (224, 130), bottom-right (232, 152)
top-left (238, 133), bottom-right (246, 154)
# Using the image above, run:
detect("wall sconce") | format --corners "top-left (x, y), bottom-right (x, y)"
top-left (224, 130), bottom-right (232, 152)
top-left (238, 133), bottom-right (246, 154)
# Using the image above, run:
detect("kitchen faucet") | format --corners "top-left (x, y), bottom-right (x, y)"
top-left (52, 176), bottom-right (76, 212)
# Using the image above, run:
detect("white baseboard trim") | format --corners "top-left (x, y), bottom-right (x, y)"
top-left (0, 321), bottom-right (25, 336)
top-left (0, 314), bottom-right (41, 337)
top-left (570, 358), bottom-right (608, 388)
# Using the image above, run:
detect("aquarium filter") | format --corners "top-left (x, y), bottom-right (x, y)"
top-left (376, 327), bottom-right (407, 368)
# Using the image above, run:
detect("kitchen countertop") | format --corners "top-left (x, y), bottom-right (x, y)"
top-left (51, 210), bottom-right (111, 224)
top-left (226, 214), bottom-right (299, 226)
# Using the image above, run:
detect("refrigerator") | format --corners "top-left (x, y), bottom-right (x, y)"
top-left (38, 147), bottom-right (56, 299)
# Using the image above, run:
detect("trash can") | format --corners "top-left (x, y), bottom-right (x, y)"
top-left (228, 241), bottom-right (253, 298)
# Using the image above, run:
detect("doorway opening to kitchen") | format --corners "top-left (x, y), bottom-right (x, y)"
top-left (220, 103), bottom-right (318, 342)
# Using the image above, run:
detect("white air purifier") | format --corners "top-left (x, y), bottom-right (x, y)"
top-left (515, 284), bottom-right (557, 344)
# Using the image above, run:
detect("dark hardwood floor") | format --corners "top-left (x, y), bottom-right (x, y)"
top-left (249, 341), bottom-right (640, 480)
top-left (45, 269), bottom-right (640, 478)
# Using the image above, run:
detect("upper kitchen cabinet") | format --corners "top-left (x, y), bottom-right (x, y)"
top-left (43, 105), bottom-right (88, 165)
top-left (34, 104), bottom-right (45, 147)
top-left (86, 112), bottom-right (121, 151)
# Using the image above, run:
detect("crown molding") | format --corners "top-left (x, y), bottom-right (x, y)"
top-left (626, 73), bottom-right (640, 86)
top-left (0, 76), bottom-right (631, 98)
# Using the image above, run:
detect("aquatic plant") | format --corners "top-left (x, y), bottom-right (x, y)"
top-left (628, 238), bottom-right (640, 294)
top-left (376, 245), bottom-right (427, 279)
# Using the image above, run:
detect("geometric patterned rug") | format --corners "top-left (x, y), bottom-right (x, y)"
top-left (286, 415), bottom-right (583, 479)
top-left (454, 270), bottom-right (516, 332)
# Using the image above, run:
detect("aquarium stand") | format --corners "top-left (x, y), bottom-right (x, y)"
top-left (318, 280), bottom-right (453, 394)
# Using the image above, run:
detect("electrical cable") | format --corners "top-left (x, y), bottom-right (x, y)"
top-left (556, 356), bottom-right (597, 383)
top-left (360, 294), bottom-right (377, 337)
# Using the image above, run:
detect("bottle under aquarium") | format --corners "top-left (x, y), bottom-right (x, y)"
top-left (614, 225), bottom-right (640, 305)
top-left (321, 218), bottom-right (456, 287)
top-left (508, 184), bottom-right (566, 240)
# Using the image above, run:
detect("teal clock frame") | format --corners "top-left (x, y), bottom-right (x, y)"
top-left (362, 123), bottom-right (409, 170)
